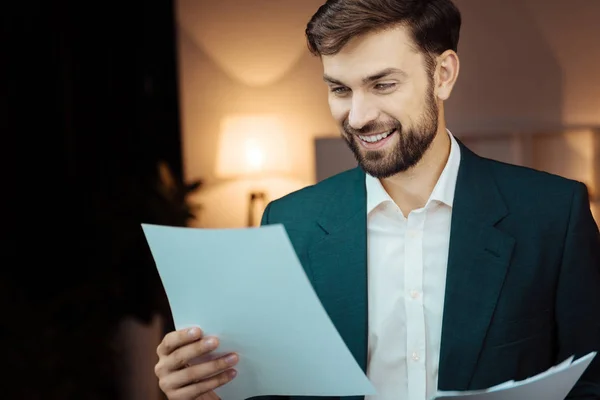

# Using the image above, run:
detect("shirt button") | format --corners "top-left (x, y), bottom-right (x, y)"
top-left (410, 290), bottom-right (420, 299)
top-left (412, 352), bottom-right (420, 361)
top-left (407, 230), bottom-right (420, 239)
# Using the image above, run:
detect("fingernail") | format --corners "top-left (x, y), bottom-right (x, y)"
top-left (188, 327), bottom-right (201, 338)
top-left (229, 369), bottom-right (237, 378)
top-left (225, 354), bottom-right (238, 365)
top-left (205, 337), bottom-right (217, 347)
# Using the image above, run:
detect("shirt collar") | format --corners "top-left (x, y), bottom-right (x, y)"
top-left (366, 168), bottom-right (394, 214)
top-left (366, 129), bottom-right (461, 214)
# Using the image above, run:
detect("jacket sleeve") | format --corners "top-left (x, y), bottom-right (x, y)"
top-left (558, 183), bottom-right (600, 399)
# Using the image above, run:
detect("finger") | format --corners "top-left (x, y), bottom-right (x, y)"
top-left (197, 391), bottom-right (221, 400)
top-left (163, 336), bottom-right (220, 373)
top-left (172, 369), bottom-right (237, 400)
top-left (158, 327), bottom-right (203, 357)
top-left (164, 353), bottom-right (239, 391)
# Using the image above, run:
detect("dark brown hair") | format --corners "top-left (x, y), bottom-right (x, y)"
top-left (306, 0), bottom-right (461, 59)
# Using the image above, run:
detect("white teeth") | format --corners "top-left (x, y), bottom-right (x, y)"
top-left (359, 129), bottom-right (394, 143)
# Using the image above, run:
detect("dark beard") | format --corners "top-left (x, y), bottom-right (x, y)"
top-left (342, 83), bottom-right (439, 179)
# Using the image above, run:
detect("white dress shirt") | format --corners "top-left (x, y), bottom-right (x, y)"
top-left (365, 131), bottom-right (461, 400)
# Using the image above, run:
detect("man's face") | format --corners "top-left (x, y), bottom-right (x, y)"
top-left (321, 26), bottom-right (439, 178)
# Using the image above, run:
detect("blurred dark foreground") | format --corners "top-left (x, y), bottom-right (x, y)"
top-left (2, 1), bottom-right (193, 398)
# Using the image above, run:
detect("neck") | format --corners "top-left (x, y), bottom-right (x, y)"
top-left (380, 121), bottom-right (451, 216)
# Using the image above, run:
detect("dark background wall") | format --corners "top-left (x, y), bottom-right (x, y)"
top-left (3, 1), bottom-right (184, 398)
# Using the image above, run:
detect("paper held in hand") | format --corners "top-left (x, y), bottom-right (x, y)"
top-left (432, 351), bottom-right (596, 400)
top-left (142, 223), bottom-right (377, 400)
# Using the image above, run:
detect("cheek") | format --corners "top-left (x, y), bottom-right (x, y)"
top-left (328, 97), bottom-right (349, 124)
top-left (379, 93), bottom-right (410, 122)
top-left (384, 89), bottom-right (425, 123)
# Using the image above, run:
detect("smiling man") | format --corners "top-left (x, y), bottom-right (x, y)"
top-left (153, 1), bottom-right (600, 400)
top-left (321, 28), bottom-right (443, 182)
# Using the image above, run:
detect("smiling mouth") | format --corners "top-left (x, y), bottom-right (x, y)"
top-left (358, 129), bottom-right (396, 143)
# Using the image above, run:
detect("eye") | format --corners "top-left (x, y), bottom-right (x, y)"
top-left (374, 83), bottom-right (396, 91)
top-left (331, 86), bottom-right (350, 96)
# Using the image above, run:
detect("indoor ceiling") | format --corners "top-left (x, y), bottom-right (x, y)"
top-left (176, 0), bottom-right (325, 87)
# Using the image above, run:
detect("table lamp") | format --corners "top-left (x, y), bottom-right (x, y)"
top-left (215, 114), bottom-right (292, 227)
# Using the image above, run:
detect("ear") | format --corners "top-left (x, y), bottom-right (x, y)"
top-left (435, 50), bottom-right (460, 101)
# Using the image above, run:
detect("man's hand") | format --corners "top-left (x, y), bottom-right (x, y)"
top-left (154, 327), bottom-right (238, 400)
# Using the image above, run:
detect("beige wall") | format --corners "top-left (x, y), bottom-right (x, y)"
top-left (176, 0), bottom-right (600, 228)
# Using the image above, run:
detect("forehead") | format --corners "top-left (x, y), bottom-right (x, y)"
top-left (321, 26), bottom-right (422, 81)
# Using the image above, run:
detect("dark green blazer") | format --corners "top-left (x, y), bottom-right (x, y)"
top-left (255, 141), bottom-right (600, 400)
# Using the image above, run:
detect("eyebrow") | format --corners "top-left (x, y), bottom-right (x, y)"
top-left (323, 67), bottom-right (406, 86)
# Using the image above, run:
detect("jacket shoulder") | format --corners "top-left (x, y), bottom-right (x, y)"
top-left (480, 157), bottom-right (589, 221)
top-left (262, 168), bottom-right (360, 224)
top-left (484, 157), bottom-right (586, 195)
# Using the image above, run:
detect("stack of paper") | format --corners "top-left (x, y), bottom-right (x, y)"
top-left (433, 352), bottom-right (596, 400)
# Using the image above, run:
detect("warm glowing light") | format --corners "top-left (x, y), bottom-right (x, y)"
top-left (215, 114), bottom-right (292, 179)
top-left (245, 138), bottom-right (265, 171)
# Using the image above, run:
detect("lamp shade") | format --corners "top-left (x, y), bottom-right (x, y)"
top-left (215, 114), bottom-right (292, 179)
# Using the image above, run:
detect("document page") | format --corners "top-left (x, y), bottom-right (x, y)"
top-left (142, 223), bottom-right (376, 400)
top-left (433, 352), bottom-right (596, 400)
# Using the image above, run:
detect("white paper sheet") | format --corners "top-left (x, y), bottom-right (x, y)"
top-left (142, 223), bottom-right (376, 400)
top-left (432, 352), bottom-right (596, 400)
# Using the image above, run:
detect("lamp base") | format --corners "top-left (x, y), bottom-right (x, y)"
top-left (247, 191), bottom-right (267, 227)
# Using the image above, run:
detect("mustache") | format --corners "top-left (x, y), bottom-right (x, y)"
top-left (342, 119), bottom-right (401, 136)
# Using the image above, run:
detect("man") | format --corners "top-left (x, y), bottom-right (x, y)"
top-left (153, 0), bottom-right (600, 399)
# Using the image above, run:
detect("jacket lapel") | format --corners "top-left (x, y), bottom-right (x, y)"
top-left (308, 167), bottom-right (369, 384)
top-left (437, 142), bottom-right (515, 390)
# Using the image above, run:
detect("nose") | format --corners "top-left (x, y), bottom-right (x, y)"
top-left (348, 94), bottom-right (378, 130)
